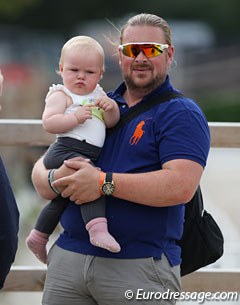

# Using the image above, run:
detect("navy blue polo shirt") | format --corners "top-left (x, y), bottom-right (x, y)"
top-left (57, 76), bottom-right (210, 267)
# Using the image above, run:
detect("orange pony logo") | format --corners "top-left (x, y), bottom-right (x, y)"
top-left (129, 120), bottom-right (145, 145)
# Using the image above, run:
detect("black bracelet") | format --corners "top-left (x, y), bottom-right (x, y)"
top-left (48, 169), bottom-right (61, 195)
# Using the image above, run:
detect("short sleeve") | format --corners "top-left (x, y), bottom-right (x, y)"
top-left (155, 99), bottom-right (210, 168)
top-left (45, 84), bottom-right (72, 103)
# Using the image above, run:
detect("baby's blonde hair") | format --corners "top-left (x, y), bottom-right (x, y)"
top-left (59, 36), bottom-right (105, 71)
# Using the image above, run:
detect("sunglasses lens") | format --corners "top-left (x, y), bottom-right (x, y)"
top-left (121, 45), bottom-right (137, 57)
top-left (142, 45), bottom-right (162, 57)
top-left (122, 44), bottom-right (164, 58)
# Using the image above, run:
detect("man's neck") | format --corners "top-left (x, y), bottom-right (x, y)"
top-left (123, 76), bottom-right (168, 107)
top-left (123, 88), bottom-right (151, 107)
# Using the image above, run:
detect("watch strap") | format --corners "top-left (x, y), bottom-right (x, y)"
top-left (99, 172), bottom-right (114, 196)
top-left (99, 172), bottom-right (106, 195)
top-left (105, 172), bottom-right (113, 183)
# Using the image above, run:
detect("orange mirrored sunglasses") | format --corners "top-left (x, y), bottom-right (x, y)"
top-left (119, 42), bottom-right (169, 58)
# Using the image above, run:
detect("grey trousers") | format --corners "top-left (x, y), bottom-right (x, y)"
top-left (42, 244), bottom-right (181, 305)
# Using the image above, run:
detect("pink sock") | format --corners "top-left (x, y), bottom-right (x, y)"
top-left (26, 229), bottom-right (49, 263)
top-left (86, 217), bottom-right (121, 253)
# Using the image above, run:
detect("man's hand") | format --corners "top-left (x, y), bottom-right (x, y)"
top-left (52, 159), bottom-right (101, 204)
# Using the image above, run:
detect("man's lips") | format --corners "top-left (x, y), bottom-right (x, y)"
top-left (132, 65), bottom-right (151, 72)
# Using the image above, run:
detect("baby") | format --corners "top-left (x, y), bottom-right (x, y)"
top-left (26, 36), bottom-right (121, 263)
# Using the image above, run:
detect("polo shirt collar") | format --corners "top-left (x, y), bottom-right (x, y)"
top-left (108, 75), bottom-right (174, 105)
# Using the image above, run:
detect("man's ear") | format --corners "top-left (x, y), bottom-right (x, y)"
top-left (167, 45), bottom-right (174, 69)
top-left (118, 48), bottom-right (123, 66)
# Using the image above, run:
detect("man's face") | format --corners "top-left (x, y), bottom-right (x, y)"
top-left (119, 25), bottom-right (174, 93)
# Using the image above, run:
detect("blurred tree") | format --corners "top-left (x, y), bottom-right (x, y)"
top-left (157, 0), bottom-right (240, 44)
top-left (0, 0), bottom-right (239, 44)
top-left (0, 0), bottom-right (40, 18)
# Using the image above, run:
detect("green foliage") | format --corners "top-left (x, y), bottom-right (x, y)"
top-left (163, 0), bottom-right (240, 41)
top-left (0, 0), bottom-right (240, 42)
top-left (0, 0), bottom-right (40, 19)
top-left (200, 93), bottom-right (240, 122)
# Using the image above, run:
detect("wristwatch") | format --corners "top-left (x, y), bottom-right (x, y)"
top-left (99, 172), bottom-right (115, 196)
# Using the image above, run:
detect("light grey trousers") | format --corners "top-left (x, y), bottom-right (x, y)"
top-left (42, 244), bottom-right (181, 305)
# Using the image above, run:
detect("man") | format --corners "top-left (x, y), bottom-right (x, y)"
top-left (32, 14), bottom-right (210, 305)
top-left (0, 70), bottom-right (19, 289)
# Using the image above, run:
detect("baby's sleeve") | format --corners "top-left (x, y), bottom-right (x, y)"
top-left (45, 84), bottom-right (71, 103)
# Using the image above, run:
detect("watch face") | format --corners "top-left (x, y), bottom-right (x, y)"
top-left (102, 182), bottom-right (115, 195)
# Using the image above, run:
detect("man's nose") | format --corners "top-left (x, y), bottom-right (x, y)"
top-left (135, 50), bottom-right (148, 61)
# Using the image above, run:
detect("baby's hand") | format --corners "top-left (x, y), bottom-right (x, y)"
top-left (95, 96), bottom-right (116, 112)
top-left (74, 105), bottom-right (92, 124)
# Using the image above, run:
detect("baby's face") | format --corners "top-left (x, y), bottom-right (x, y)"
top-left (60, 47), bottom-right (104, 96)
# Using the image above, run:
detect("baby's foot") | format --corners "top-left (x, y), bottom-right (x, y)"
top-left (90, 231), bottom-right (121, 253)
top-left (26, 229), bottom-right (49, 263)
top-left (86, 217), bottom-right (121, 253)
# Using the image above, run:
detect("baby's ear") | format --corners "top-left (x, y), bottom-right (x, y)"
top-left (59, 63), bottom-right (64, 73)
top-left (99, 68), bottom-right (104, 80)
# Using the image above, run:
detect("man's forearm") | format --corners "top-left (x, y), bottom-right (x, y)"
top-left (53, 158), bottom-right (203, 207)
top-left (112, 171), bottom-right (188, 206)
top-left (112, 160), bottom-right (203, 207)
